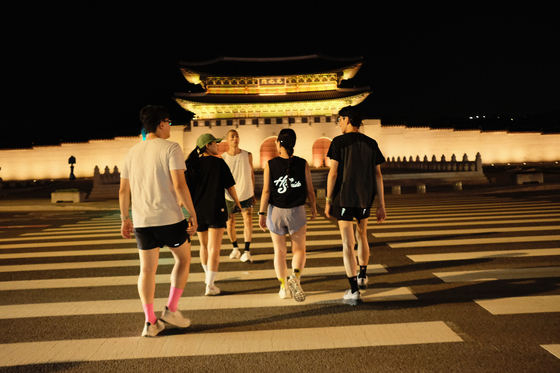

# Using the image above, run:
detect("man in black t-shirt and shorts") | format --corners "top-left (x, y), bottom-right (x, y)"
top-left (325, 105), bottom-right (387, 305)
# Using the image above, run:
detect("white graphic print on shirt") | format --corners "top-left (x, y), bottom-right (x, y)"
top-left (273, 175), bottom-right (302, 194)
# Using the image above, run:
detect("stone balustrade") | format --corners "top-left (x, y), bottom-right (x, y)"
top-left (383, 152), bottom-right (483, 173)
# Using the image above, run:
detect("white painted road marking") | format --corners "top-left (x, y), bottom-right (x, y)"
top-left (0, 321), bottom-right (462, 367)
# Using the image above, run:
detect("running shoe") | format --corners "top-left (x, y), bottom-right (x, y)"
top-left (279, 287), bottom-right (292, 299)
top-left (205, 283), bottom-right (221, 296)
top-left (287, 275), bottom-right (306, 302)
top-left (342, 289), bottom-right (363, 306)
top-left (229, 248), bottom-right (241, 259)
top-left (358, 276), bottom-right (369, 290)
top-left (161, 306), bottom-right (191, 328)
top-left (141, 320), bottom-right (165, 337)
top-left (240, 251), bottom-right (252, 263)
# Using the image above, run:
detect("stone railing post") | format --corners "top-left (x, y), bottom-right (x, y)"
top-left (93, 166), bottom-right (101, 187)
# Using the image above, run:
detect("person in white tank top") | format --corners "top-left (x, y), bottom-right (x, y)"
top-left (221, 130), bottom-right (256, 263)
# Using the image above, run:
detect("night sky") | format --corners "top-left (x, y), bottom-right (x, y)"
top-left (4, 2), bottom-right (559, 149)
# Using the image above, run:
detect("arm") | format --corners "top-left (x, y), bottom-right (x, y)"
top-left (304, 161), bottom-right (317, 221)
top-left (324, 159), bottom-right (338, 218)
top-left (170, 169), bottom-right (198, 235)
top-left (119, 177), bottom-right (133, 239)
top-left (248, 152), bottom-right (257, 205)
top-left (374, 164), bottom-right (386, 223)
top-left (258, 163), bottom-right (271, 231)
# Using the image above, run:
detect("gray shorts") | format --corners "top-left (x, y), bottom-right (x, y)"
top-left (266, 204), bottom-right (307, 236)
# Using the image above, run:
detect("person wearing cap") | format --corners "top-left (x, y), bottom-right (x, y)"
top-left (185, 133), bottom-right (242, 296)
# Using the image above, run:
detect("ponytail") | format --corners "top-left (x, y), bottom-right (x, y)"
top-left (277, 128), bottom-right (296, 189)
top-left (185, 146), bottom-right (204, 178)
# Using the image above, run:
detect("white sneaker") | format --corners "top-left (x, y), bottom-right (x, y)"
top-left (240, 251), bottom-right (252, 263)
top-left (161, 306), bottom-right (191, 328)
top-left (229, 248), bottom-right (241, 259)
top-left (342, 289), bottom-right (362, 306)
top-left (358, 276), bottom-right (368, 290)
top-left (205, 283), bottom-right (221, 296)
top-left (141, 320), bottom-right (165, 337)
top-left (279, 287), bottom-right (292, 299)
top-left (287, 275), bottom-right (306, 302)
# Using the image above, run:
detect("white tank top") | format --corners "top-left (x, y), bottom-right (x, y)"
top-left (222, 149), bottom-right (254, 201)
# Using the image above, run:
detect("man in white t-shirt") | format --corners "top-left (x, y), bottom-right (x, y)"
top-left (221, 130), bottom-right (256, 263)
top-left (120, 105), bottom-right (197, 337)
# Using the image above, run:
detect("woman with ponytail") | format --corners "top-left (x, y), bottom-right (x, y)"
top-left (258, 128), bottom-right (317, 301)
top-left (185, 134), bottom-right (242, 296)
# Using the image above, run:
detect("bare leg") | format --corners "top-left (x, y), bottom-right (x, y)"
top-left (270, 232), bottom-right (288, 280)
top-left (355, 218), bottom-right (370, 266)
top-left (290, 224), bottom-right (307, 272)
top-left (138, 247), bottom-right (160, 305)
top-left (338, 220), bottom-right (357, 277)
top-left (197, 231), bottom-right (208, 267)
top-left (207, 227), bottom-right (225, 272)
top-left (226, 213), bottom-right (237, 243)
top-left (168, 240), bottom-right (191, 289)
top-left (242, 207), bottom-right (253, 243)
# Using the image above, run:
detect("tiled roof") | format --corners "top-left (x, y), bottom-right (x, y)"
top-left (178, 54), bottom-right (364, 77)
top-left (174, 88), bottom-right (371, 104)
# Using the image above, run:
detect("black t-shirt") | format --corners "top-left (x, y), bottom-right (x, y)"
top-left (186, 156), bottom-right (235, 225)
top-left (268, 156), bottom-right (307, 208)
top-left (327, 132), bottom-right (385, 209)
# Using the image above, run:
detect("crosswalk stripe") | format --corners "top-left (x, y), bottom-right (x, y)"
top-left (407, 248), bottom-right (560, 262)
top-left (370, 218), bottom-right (560, 229)
top-left (542, 345), bottom-right (560, 360)
top-left (0, 248), bottom-right (138, 259)
top-left (0, 321), bottom-right (462, 366)
top-left (474, 295), bottom-right (560, 315)
top-left (19, 228), bottom-right (340, 238)
top-left (386, 202), bottom-right (560, 212)
top-left (383, 207), bottom-right (560, 218)
top-left (389, 235), bottom-right (560, 248)
top-left (374, 225), bottom-right (559, 238)
top-left (378, 213), bottom-right (560, 224)
top-left (0, 251), bottom-right (347, 272)
top-left (0, 288), bottom-right (417, 319)
top-left (0, 265), bottom-right (387, 290)
top-left (0, 238), bottom-right (342, 250)
top-left (41, 222), bottom-right (337, 233)
top-left (433, 267), bottom-right (560, 283)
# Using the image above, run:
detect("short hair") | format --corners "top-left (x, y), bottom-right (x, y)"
top-left (338, 105), bottom-right (363, 128)
top-left (139, 105), bottom-right (169, 134)
top-left (226, 129), bottom-right (238, 138)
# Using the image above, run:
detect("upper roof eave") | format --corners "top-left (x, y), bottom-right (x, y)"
top-left (178, 54), bottom-right (364, 78)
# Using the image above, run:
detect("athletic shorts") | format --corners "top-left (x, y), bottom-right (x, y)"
top-left (134, 219), bottom-right (190, 251)
top-left (330, 206), bottom-right (371, 222)
top-left (266, 204), bottom-right (307, 236)
top-left (197, 221), bottom-right (227, 232)
top-left (226, 197), bottom-right (253, 214)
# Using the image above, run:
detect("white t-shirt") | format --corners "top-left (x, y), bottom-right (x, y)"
top-left (222, 149), bottom-right (254, 201)
top-left (121, 138), bottom-right (186, 227)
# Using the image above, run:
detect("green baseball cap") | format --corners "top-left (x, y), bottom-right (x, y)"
top-left (196, 133), bottom-right (223, 149)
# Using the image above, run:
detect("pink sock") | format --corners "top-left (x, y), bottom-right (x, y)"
top-left (142, 303), bottom-right (157, 325)
top-left (167, 286), bottom-right (184, 312)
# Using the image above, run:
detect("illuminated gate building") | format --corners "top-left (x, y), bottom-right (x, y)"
top-left (174, 54), bottom-right (372, 168)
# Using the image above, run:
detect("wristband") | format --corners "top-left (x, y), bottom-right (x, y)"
top-left (325, 197), bottom-right (333, 202)
top-left (120, 215), bottom-right (130, 221)
top-left (258, 212), bottom-right (266, 216)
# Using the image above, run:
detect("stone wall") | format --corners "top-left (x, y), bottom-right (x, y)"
top-left (0, 119), bottom-right (558, 181)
